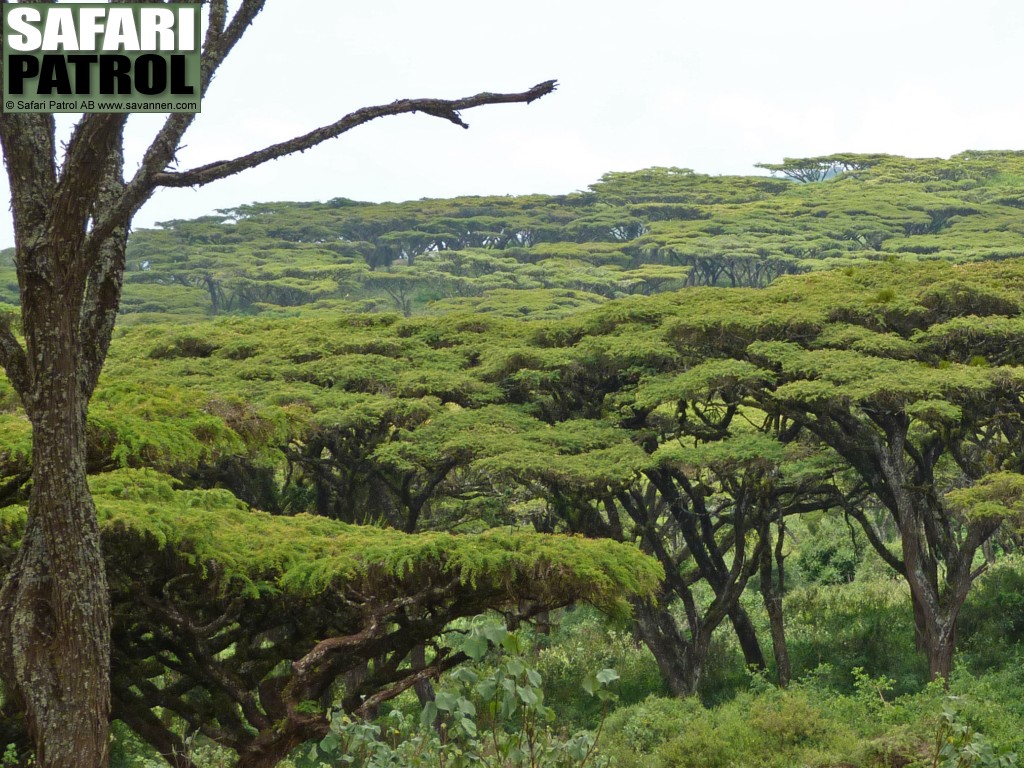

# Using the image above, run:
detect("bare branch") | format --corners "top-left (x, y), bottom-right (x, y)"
top-left (0, 113), bottom-right (57, 248)
top-left (291, 616), bottom-right (384, 680)
top-left (847, 504), bottom-right (906, 575)
top-left (78, 119), bottom-right (129, 399)
top-left (156, 80), bottom-right (558, 189)
top-left (352, 652), bottom-right (467, 719)
top-left (137, 0), bottom-right (262, 182)
top-left (87, 0), bottom-right (267, 250)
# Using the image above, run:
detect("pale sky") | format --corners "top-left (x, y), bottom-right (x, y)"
top-left (3, 0), bottom-right (1024, 248)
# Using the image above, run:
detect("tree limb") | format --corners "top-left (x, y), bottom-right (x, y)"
top-left (0, 111), bottom-right (57, 250)
top-left (352, 651), bottom-right (467, 720)
top-left (0, 471), bottom-right (31, 508)
top-left (847, 504), bottom-right (906, 575)
top-left (86, 0), bottom-right (267, 250)
top-left (80, 133), bottom-right (127, 399)
top-left (155, 80), bottom-right (557, 189)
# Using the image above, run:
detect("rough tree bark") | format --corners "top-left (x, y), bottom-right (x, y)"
top-left (0, 3), bottom-right (555, 764)
top-left (631, 594), bottom-right (708, 696)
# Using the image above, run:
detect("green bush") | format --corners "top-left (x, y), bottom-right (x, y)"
top-left (793, 514), bottom-right (864, 586)
top-left (654, 721), bottom-right (734, 768)
top-left (533, 607), bottom-right (665, 728)
top-left (598, 668), bottom-right (1024, 768)
top-left (602, 696), bottom-right (704, 761)
top-left (603, 689), bottom-right (853, 768)
top-left (748, 689), bottom-right (827, 748)
top-left (785, 578), bottom-right (928, 694)
top-left (960, 556), bottom-right (1024, 670)
top-left (312, 623), bottom-right (619, 768)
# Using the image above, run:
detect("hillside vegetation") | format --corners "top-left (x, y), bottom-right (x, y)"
top-left (3, 152), bottom-right (1024, 767)
top-left (5, 150), bottom-right (1024, 320)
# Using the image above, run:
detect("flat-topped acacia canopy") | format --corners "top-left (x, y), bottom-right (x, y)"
top-left (0, 468), bottom-right (661, 767)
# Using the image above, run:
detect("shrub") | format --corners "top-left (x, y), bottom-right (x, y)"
top-left (602, 696), bottom-right (704, 759)
top-left (785, 578), bottom-right (927, 694)
top-left (748, 689), bottom-right (827, 748)
top-left (534, 607), bottom-right (665, 728)
top-left (794, 514), bottom-right (864, 585)
top-left (959, 556), bottom-right (1024, 670)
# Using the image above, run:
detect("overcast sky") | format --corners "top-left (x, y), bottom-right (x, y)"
top-left (3, 0), bottom-right (1024, 248)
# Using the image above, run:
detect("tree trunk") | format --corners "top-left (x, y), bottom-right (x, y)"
top-left (0, 301), bottom-right (111, 767)
top-left (759, 524), bottom-right (791, 687)
top-left (203, 274), bottom-right (221, 315)
top-left (411, 644), bottom-right (436, 707)
top-left (927, 625), bottom-right (956, 681)
top-left (727, 605), bottom-right (765, 672)
top-left (632, 599), bottom-right (704, 696)
top-left (907, 576), bottom-right (959, 682)
top-left (763, 594), bottom-right (791, 687)
top-left (901, 531), bottom-right (964, 684)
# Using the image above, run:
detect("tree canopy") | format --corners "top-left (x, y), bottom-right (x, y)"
top-left (5, 150), bottom-right (1024, 765)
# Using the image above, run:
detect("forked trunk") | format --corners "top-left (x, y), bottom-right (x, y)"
top-left (909, 587), bottom-right (957, 682)
top-left (0, 304), bottom-right (111, 767)
top-left (759, 522), bottom-right (791, 687)
top-left (632, 599), bottom-right (706, 696)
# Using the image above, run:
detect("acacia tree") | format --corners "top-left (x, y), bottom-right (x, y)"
top-left (747, 339), bottom-right (1022, 680)
top-left (662, 264), bottom-right (1024, 681)
top-left (0, 4), bottom-right (555, 764)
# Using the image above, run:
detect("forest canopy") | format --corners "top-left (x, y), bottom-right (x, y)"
top-left (4, 151), bottom-right (1024, 767)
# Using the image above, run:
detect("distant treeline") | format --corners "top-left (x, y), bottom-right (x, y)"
top-left (5, 150), bottom-right (1024, 321)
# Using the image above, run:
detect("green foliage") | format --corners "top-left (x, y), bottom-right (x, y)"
top-left (793, 514), bottom-right (864, 585)
top-left (601, 671), bottom-right (1023, 768)
top-left (59, 469), bottom-right (656, 610)
top-left (533, 607), bottom-right (666, 728)
top-left (33, 253), bottom-right (1023, 755)
top-left (10, 156), bottom-right (1024, 763)
top-left (6, 150), bottom-right (1007, 327)
top-left (601, 696), bottom-right (704, 761)
top-left (947, 474), bottom-right (1024, 524)
top-left (929, 699), bottom-right (1019, 768)
top-left (959, 557), bottom-right (1024, 669)
top-left (602, 689), bottom-right (843, 768)
top-left (311, 624), bottom-right (619, 767)
top-left (0, 744), bottom-right (23, 767)
top-left (0, 471), bottom-right (661, 766)
top-left (784, 578), bottom-right (928, 694)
